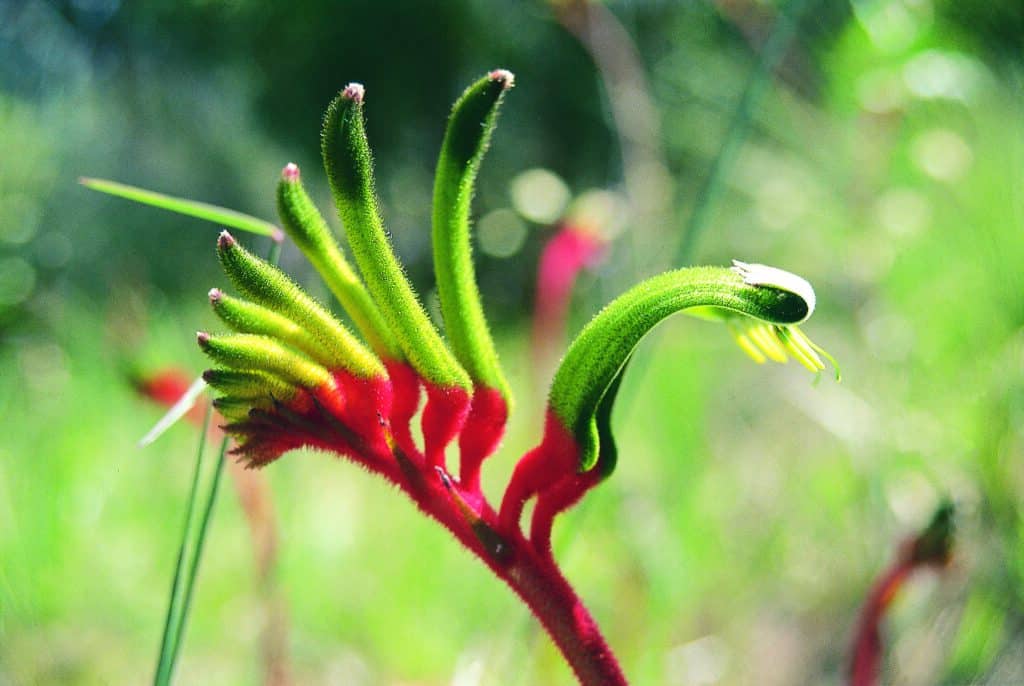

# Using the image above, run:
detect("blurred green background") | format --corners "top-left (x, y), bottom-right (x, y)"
top-left (2, 0), bottom-right (1023, 683)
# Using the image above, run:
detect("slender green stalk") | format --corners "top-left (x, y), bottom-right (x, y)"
top-left (153, 404), bottom-right (213, 686)
top-left (153, 241), bottom-right (283, 686)
top-left (165, 436), bottom-right (230, 684)
top-left (675, 0), bottom-right (809, 264)
top-left (80, 177), bottom-right (283, 240)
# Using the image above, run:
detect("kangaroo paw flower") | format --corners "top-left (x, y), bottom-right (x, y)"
top-left (123, 70), bottom-right (841, 686)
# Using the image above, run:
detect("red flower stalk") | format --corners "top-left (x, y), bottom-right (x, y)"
top-left (849, 502), bottom-right (955, 686)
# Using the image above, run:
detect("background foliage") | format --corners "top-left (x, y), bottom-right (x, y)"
top-left (1, 0), bottom-right (1022, 683)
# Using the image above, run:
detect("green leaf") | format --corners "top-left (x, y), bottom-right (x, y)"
top-left (276, 164), bottom-right (401, 359)
top-left (80, 177), bottom-right (282, 239)
top-left (217, 231), bottom-right (384, 379)
top-left (550, 264), bottom-right (815, 471)
top-left (431, 70), bottom-right (514, 400)
top-left (321, 84), bottom-right (471, 391)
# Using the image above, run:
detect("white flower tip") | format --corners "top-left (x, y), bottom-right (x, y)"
top-left (489, 69), bottom-right (515, 89)
top-left (342, 82), bottom-right (365, 103)
top-left (731, 259), bottom-right (816, 318)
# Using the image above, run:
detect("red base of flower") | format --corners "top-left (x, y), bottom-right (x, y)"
top-left (219, 364), bottom-right (625, 685)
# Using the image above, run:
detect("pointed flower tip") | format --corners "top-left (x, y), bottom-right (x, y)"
top-left (218, 230), bottom-right (237, 250)
top-left (196, 331), bottom-right (211, 347)
top-left (488, 69), bottom-right (515, 89)
top-left (281, 162), bottom-right (300, 182)
top-left (342, 82), bottom-right (365, 103)
top-left (731, 259), bottom-right (816, 319)
top-left (208, 287), bottom-right (223, 303)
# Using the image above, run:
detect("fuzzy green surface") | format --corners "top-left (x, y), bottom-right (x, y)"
top-left (430, 73), bottom-right (511, 400)
top-left (202, 369), bottom-right (296, 402)
top-left (200, 333), bottom-right (332, 390)
top-left (276, 175), bottom-right (401, 360)
top-left (550, 266), bottom-right (811, 471)
top-left (321, 92), bottom-right (471, 391)
top-left (211, 291), bottom-right (337, 369)
top-left (217, 236), bottom-right (384, 379)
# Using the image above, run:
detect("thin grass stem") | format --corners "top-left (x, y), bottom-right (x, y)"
top-left (165, 435), bottom-right (230, 684)
top-left (675, 0), bottom-right (810, 264)
top-left (153, 403), bottom-right (213, 686)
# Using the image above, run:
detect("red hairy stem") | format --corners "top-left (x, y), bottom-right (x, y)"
top-left (421, 382), bottom-right (471, 469)
top-left (218, 364), bottom-right (626, 683)
top-left (384, 360), bottom-right (421, 460)
top-left (530, 468), bottom-right (604, 555)
top-left (501, 545), bottom-right (627, 686)
top-left (457, 385), bottom-right (509, 493)
top-left (402, 463), bottom-right (627, 686)
top-left (499, 410), bottom-right (580, 532)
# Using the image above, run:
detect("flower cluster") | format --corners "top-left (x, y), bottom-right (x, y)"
top-left (194, 70), bottom-right (835, 684)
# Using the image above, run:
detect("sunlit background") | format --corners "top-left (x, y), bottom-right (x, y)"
top-left (2, 0), bottom-right (1023, 684)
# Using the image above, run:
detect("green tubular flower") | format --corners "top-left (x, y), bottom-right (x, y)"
top-left (201, 368), bottom-right (296, 403)
top-left (276, 163), bottom-right (402, 360)
top-left (208, 288), bottom-right (337, 366)
top-left (321, 83), bottom-right (472, 392)
top-left (431, 70), bottom-right (514, 401)
top-left (217, 231), bottom-right (384, 379)
top-left (197, 332), bottom-right (333, 391)
top-left (549, 262), bottom-right (832, 472)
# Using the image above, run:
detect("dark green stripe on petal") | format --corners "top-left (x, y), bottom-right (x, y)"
top-left (276, 164), bottom-right (401, 360)
top-left (431, 70), bottom-right (514, 401)
top-left (321, 84), bottom-right (471, 391)
top-left (550, 265), bottom-right (814, 471)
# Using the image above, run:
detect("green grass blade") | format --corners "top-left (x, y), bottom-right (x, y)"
top-left (165, 435), bottom-right (229, 684)
top-left (153, 229), bottom-right (283, 686)
top-left (153, 403), bottom-right (213, 686)
top-left (80, 177), bottom-right (283, 240)
top-left (674, 0), bottom-right (810, 264)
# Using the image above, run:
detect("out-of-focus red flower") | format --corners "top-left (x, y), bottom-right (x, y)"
top-left (532, 222), bottom-right (606, 375)
top-left (850, 503), bottom-right (954, 686)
